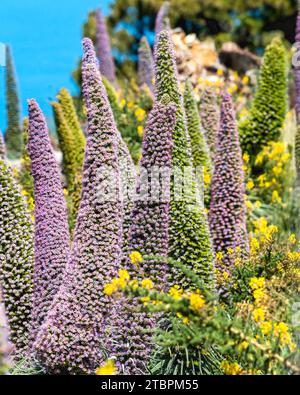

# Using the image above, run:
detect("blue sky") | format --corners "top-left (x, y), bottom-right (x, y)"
top-left (0, 0), bottom-right (112, 131)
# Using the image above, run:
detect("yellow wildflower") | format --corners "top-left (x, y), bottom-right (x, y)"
top-left (242, 75), bottom-right (249, 85)
top-left (141, 279), bottom-right (154, 290)
top-left (217, 68), bottom-right (224, 76)
top-left (243, 153), bottom-right (250, 163)
top-left (129, 251), bottom-right (143, 265)
top-left (135, 107), bottom-right (146, 122)
top-left (253, 288), bottom-right (265, 304)
top-left (103, 283), bottom-right (117, 296)
top-left (177, 312), bottom-right (189, 325)
top-left (250, 237), bottom-right (259, 255)
top-left (271, 190), bottom-right (282, 204)
top-left (254, 201), bottom-right (261, 209)
top-left (252, 307), bottom-right (265, 323)
top-left (118, 269), bottom-right (130, 281)
top-left (169, 285), bottom-right (183, 300)
top-left (249, 277), bottom-right (265, 290)
top-left (137, 125), bottom-right (144, 137)
top-left (288, 234), bottom-right (297, 245)
top-left (246, 179), bottom-right (254, 190)
top-left (238, 341), bottom-right (249, 350)
top-left (220, 361), bottom-right (243, 375)
top-left (21, 190), bottom-right (29, 197)
top-left (260, 321), bottom-right (273, 336)
top-left (95, 360), bottom-right (116, 375)
top-left (216, 251), bottom-right (223, 261)
top-left (246, 200), bottom-right (253, 210)
top-left (189, 293), bottom-right (205, 311)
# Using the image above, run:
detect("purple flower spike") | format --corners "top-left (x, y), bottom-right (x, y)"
top-left (155, 1), bottom-right (170, 36)
top-left (95, 9), bottom-right (116, 83)
top-left (138, 37), bottom-right (154, 92)
top-left (209, 93), bottom-right (249, 270)
top-left (34, 45), bottom-right (123, 374)
top-left (27, 99), bottom-right (71, 339)
top-left (111, 97), bottom-right (176, 375)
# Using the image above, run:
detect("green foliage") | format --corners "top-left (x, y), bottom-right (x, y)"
top-left (17, 118), bottom-right (34, 212)
top-left (184, 81), bottom-right (211, 206)
top-left (4, 46), bottom-right (22, 159)
top-left (0, 160), bottom-right (34, 356)
top-left (102, 76), bottom-right (123, 124)
top-left (57, 88), bottom-right (85, 165)
top-left (155, 31), bottom-right (215, 290)
top-left (124, 244), bottom-right (300, 375)
top-left (239, 38), bottom-right (288, 159)
top-left (183, 81), bottom-right (211, 172)
top-left (114, 82), bottom-right (153, 164)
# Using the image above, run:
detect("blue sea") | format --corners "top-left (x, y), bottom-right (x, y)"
top-left (0, 0), bottom-right (112, 131)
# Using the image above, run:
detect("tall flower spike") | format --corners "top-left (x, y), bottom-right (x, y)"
top-left (34, 43), bottom-right (123, 374)
top-left (4, 46), bottom-right (22, 159)
top-left (184, 81), bottom-right (211, 174)
top-left (0, 159), bottom-right (34, 356)
top-left (239, 37), bottom-right (287, 157)
top-left (102, 76), bottom-right (123, 125)
top-left (82, 37), bottom-right (136, 262)
top-left (295, 0), bottom-right (300, 121)
top-left (17, 118), bottom-right (34, 213)
top-left (154, 30), bottom-right (215, 290)
top-left (27, 99), bottom-right (71, 338)
top-left (138, 37), bottom-right (154, 92)
top-left (57, 88), bottom-right (85, 166)
top-left (52, 101), bottom-right (77, 191)
top-left (0, 133), bottom-right (6, 160)
top-left (209, 93), bottom-right (249, 270)
top-left (112, 97), bottom-right (176, 374)
top-left (199, 88), bottom-right (220, 161)
top-left (56, 89), bottom-right (86, 226)
top-left (52, 101), bottom-right (79, 230)
top-left (95, 9), bottom-right (116, 83)
top-left (155, 1), bottom-right (171, 36)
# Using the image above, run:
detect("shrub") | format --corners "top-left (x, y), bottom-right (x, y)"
top-left (28, 99), bottom-right (71, 337)
top-left (154, 30), bottom-right (215, 290)
top-left (0, 160), bottom-right (34, 355)
top-left (239, 38), bottom-right (287, 159)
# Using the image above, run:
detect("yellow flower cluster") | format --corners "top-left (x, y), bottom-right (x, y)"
top-left (189, 293), bottom-right (205, 311)
top-left (250, 217), bottom-right (278, 250)
top-left (203, 166), bottom-right (211, 186)
top-left (95, 360), bottom-right (116, 375)
top-left (169, 285), bottom-right (184, 300)
top-left (103, 269), bottom-right (131, 296)
top-left (220, 360), bottom-right (243, 375)
top-left (249, 278), bottom-right (296, 351)
top-left (129, 251), bottom-right (143, 266)
top-left (135, 108), bottom-right (146, 122)
top-left (255, 142), bottom-right (290, 205)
